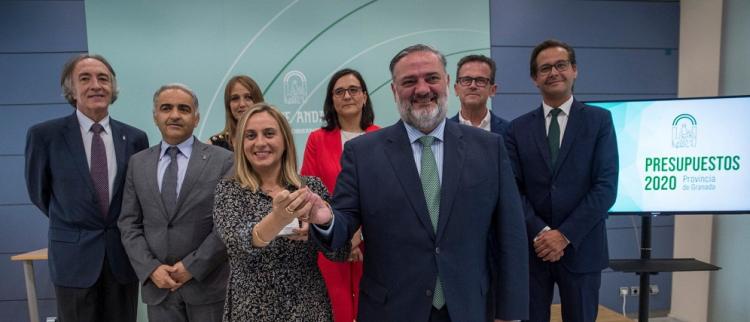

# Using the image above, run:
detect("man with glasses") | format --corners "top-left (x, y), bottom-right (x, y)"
top-left (450, 55), bottom-right (509, 136)
top-left (504, 39), bottom-right (619, 322)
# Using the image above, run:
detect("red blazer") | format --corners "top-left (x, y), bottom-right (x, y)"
top-left (301, 125), bottom-right (380, 193)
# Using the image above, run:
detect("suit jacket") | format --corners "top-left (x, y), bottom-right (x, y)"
top-left (118, 138), bottom-right (233, 305)
top-left (450, 109), bottom-right (509, 136)
top-left (504, 99), bottom-right (618, 273)
top-left (312, 120), bottom-right (529, 322)
top-left (300, 125), bottom-right (380, 193)
top-left (25, 113), bottom-right (149, 288)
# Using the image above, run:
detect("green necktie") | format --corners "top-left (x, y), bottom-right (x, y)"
top-left (418, 136), bottom-right (445, 308)
top-left (548, 108), bottom-right (562, 167)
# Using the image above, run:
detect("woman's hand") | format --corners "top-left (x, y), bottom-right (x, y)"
top-left (271, 187), bottom-right (311, 223)
top-left (298, 191), bottom-right (333, 226)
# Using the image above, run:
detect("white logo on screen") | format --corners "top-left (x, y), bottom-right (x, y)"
top-left (283, 70), bottom-right (307, 105)
top-left (672, 114), bottom-right (697, 148)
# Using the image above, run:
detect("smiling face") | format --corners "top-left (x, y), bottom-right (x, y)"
top-left (153, 88), bottom-right (200, 145)
top-left (454, 61), bottom-right (497, 110)
top-left (390, 50), bottom-right (449, 133)
top-left (532, 46), bottom-right (577, 105)
top-left (332, 73), bottom-right (367, 123)
top-left (243, 111), bottom-right (285, 177)
top-left (229, 82), bottom-right (255, 121)
top-left (71, 58), bottom-right (114, 121)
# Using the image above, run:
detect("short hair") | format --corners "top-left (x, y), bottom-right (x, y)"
top-left (529, 39), bottom-right (577, 77)
top-left (215, 75), bottom-right (265, 147)
top-left (232, 103), bottom-right (302, 192)
top-left (321, 68), bottom-right (375, 131)
top-left (389, 44), bottom-right (447, 78)
top-left (152, 83), bottom-right (199, 114)
top-left (456, 54), bottom-right (497, 84)
top-left (60, 54), bottom-right (119, 107)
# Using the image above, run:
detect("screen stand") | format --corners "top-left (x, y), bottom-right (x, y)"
top-left (609, 215), bottom-right (720, 322)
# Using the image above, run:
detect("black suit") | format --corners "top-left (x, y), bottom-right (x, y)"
top-left (505, 100), bottom-right (618, 322)
top-left (25, 112), bottom-right (148, 321)
top-left (313, 120), bottom-right (529, 322)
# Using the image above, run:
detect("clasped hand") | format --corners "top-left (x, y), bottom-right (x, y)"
top-left (149, 261), bottom-right (192, 291)
top-left (271, 187), bottom-right (327, 240)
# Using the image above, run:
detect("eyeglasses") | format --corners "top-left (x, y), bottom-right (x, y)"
top-left (456, 76), bottom-right (491, 87)
top-left (537, 60), bottom-right (571, 76)
top-left (333, 87), bottom-right (363, 97)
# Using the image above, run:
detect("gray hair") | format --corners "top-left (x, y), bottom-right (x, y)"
top-left (60, 54), bottom-right (119, 107)
top-left (152, 83), bottom-right (200, 114)
top-left (389, 44), bottom-right (447, 78)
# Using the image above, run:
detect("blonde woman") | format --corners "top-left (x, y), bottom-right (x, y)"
top-left (213, 103), bottom-right (348, 321)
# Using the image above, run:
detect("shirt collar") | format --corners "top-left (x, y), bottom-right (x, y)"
top-left (458, 108), bottom-right (491, 129)
top-left (160, 136), bottom-right (195, 159)
top-left (542, 95), bottom-right (574, 117)
top-left (403, 118), bottom-right (446, 144)
top-left (76, 109), bottom-right (111, 133)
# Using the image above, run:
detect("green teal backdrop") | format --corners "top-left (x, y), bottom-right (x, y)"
top-left (86, 0), bottom-right (490, 161)
top-left (85, 1), bottom-right (488, 320)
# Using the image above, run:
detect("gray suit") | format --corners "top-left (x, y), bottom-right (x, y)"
top-left (118, 138), bottom-right (233, 317)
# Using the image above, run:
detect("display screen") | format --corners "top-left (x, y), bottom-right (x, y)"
top-left (587, 96), bottom-right (750, 214)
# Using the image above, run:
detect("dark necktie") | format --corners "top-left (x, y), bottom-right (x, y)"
top-left (418, 136), bottom-right (445, 309)
top-left (90, 123), bottom-right (109, 217)
top-left (548, 108), bottom-right (562, 167)
top-left (161, 146), bottom-right (180, 216)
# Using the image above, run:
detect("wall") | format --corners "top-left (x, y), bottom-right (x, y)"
top-left (0, 1), bottom-right (87, 321)
top-left (708, 0), bottom-right (750, 320)
top-left (489, 0), bottom-right (679, 317)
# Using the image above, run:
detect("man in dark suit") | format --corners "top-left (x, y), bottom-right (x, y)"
top-left (308, 44), bottom-right (529, 322)
top-left (118, 84), bottom-right (232, 322)
top-left (504, 39), bottom-right (619, 322)
top-left (25, 54), bottom-right (149, 322)
top-left (449, 55), bottom-right (509, 136)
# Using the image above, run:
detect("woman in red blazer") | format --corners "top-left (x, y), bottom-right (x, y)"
top-left (301, 68), bottom-right (379, 322)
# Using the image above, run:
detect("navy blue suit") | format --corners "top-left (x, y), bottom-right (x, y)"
top-left (504, 100), bottom-right (618, 322)
top-left (25, 113), bottom-right (148, 288)
top-left (313, 120), bottom-right (529, 322)
top-left (450, 109), bottom-right (509, 136)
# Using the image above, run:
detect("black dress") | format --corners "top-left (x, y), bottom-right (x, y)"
top-left (210, 133), bottom-right (232, 151)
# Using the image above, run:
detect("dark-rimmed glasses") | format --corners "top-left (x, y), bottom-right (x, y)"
top-left (537, 60), bottom-right (571, 76)
top-left (333, 87), bottom-right (363, 97)
top-left (456, 76), bottom-right (491, 87)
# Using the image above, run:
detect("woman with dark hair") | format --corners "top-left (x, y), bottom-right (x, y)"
top-left (301, 68), bottom-right (379, 322)
top-left (209, 75), bottom-right (265, 150)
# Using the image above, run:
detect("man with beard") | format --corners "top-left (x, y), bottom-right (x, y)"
top-left (504, 39), bottom-right (618, 322)
top-left (309, 44), bottom-right (529, 322)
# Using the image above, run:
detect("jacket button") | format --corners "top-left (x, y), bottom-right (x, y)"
top-left (426, 289), bottom-right (433, 297)
top-left (435, 247), bottom-right (440, 254)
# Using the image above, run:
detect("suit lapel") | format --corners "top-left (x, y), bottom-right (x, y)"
top-left (435, 122), bottom-right (463, 241)
top-left (62, 114), bottom-right (97, 197)
top-left (144, 145), bottom-right (170, 220)
top-left (174, 139), bottom-right (209, 219)
top-left (553, 101), bottom-right (583, 175)
top-left (109, 119), bottom-right (128, 210)
top-left (383, 122), bottom-right (435, 240)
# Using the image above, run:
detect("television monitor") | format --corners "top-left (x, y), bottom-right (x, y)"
top-left (586, 95), bottom-right (750, 215)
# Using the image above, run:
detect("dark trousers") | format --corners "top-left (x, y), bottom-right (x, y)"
top-left (525, 262), bottom-right (601, 322)
top-left (54, 259), bottom-right (138, 322)
top-left (147, 290), bottom-right (224, 322)
top-left (430, 306), bottom-right (451, 322)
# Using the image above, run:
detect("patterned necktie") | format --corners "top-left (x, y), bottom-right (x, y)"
top-left (90, 123), bottom-right (109, 217)
top-left (548, 108), bottom-right (562, 167)
top-left (161, 146), bottom-right (180, 216)
top-left (418, 135), bottom-right (445, 309)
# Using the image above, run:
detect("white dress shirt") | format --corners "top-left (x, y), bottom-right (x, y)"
top-left (542, 95), bottom-right (574, 147)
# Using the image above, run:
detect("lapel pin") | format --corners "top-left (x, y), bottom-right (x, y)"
top-left (122, 135), bottom-right (126, 141)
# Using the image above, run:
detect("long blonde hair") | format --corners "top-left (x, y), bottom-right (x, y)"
top-left (232, 103), bottom-right (302, 192)
top-left (213, 75), bottom-right (265, 147)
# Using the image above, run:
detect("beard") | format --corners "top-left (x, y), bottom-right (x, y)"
top-left (396, 88), bottom-right (448, 133)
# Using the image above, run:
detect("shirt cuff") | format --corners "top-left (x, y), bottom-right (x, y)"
top-left (312, 214), bottom-right (335, 238)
